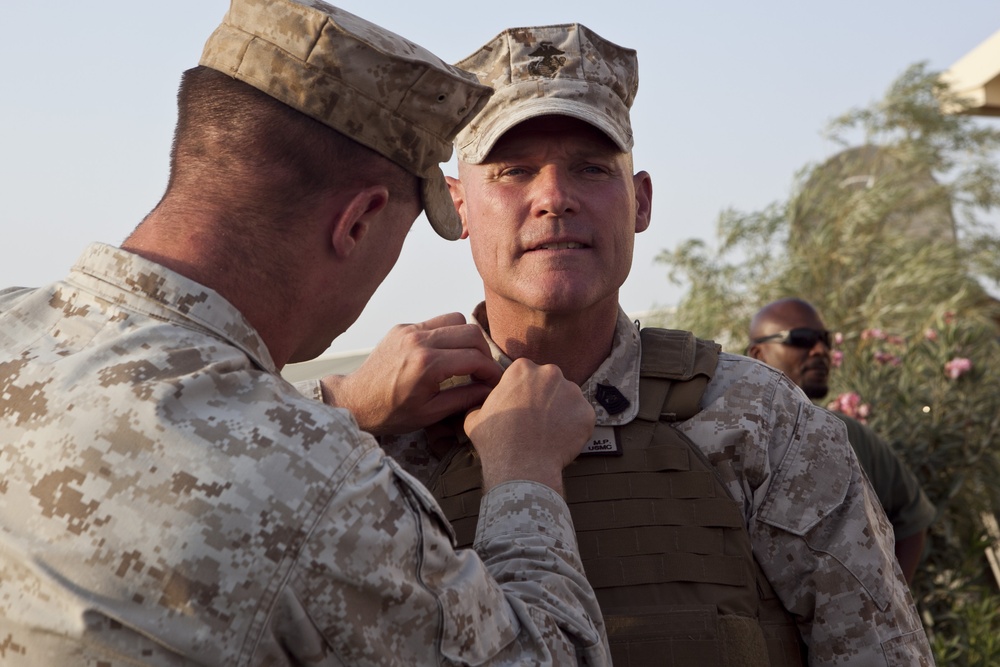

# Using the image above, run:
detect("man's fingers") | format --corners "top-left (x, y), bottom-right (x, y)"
top-left (416, 321), bottom-right (492, 357)
top-left (398, 330), bottom-right (500, 389)
top-left (408, 312), bottom-right (468, 331)
top-left (376, 313), bottom-right (472, 356)
top-left (428, 349), bottom-right (503, 388)
top-left (392, 313), bottom-right (490, 357)
top-left (424, 384), bottom-right (493, 425)
top-left (339, 313), bottom-right (501, 434)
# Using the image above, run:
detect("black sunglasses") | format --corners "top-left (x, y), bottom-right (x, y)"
top-left (750, 327), bottom-right (831, 349)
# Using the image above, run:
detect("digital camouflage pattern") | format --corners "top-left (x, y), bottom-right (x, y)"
top-left (0, 244), bottom-right (610, 666)
top-left (453, 23), bottom-right (637, 165)
top-left (382, 305), bottom-right (936, 666)
top-left (833, 413), bottom-right (936, 542)
top-left (200, 0), bottom-right (493, 241)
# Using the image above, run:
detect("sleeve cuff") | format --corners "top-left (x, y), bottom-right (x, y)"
top-left (293, 378), bottom-right (324, 402)
top-left (475, 481), bottom-right (577, 549)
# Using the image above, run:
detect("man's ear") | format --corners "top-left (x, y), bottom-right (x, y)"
top-left (445, 175), bottom-right (470, 240)
top-left (330, 185), bottom-right (390, 258)
top-left (633, 170), bottom-right (653, 234)
top-left (747, 344), bottom-right (765, 362)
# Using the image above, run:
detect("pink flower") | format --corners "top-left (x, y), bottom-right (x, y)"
top-left (887, 335), bottom-right (906, 346)
top-left (833, 332), bottom-right (844, 346)
top-left (831, 350), bottom-right (843, 368)
top-left (873, 351), bottom-right (902, 366)
top-left (924, 328), bottom-right (938, 342)
top-left (944, 311), bottom-right (957, 324)
top-left (861, 328), bottom-right (887, 341)
top-left (827, 391), bottom-right (872, 423)
top-left (944, 357), bottom-right (972, 380)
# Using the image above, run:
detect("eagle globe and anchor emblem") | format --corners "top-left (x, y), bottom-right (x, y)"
top-left (527, 42), bottom-right (567, 77)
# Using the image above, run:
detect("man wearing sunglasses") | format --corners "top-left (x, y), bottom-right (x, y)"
top-left (748, 298), bottom-right (936, 582)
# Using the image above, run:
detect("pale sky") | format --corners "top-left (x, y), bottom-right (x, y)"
top-left (2, 2), bottom-right (998, 355)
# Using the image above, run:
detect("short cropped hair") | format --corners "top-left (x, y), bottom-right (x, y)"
top-left (165, 66), bottom-right (417, 228)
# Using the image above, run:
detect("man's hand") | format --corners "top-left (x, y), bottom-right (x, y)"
top-left (319, 313), bottom-right (503, 436)
top-left (464, 358), bottom-right (595, 496)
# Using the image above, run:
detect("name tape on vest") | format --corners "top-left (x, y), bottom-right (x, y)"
top-left (580, 425), bottom-right (622, 456)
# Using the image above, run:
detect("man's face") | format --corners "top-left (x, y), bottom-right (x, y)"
top-left (749, 307), bottom-right (832, 399)
top-left (450, 116), bottom-right (651, 316)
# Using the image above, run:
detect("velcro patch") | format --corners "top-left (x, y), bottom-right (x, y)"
top-left (580, 425), bottom-right (622, 456)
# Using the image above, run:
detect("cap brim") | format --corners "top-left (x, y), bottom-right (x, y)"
top-left (456, 97), bottom-right (633, 165)
top-left (422, 167), bottom-right (462, 241)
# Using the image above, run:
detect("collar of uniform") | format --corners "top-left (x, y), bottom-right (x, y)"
top-left (68, 243), bottom-right (277, 372)
top-left (470, 302), bottom-right (641, 426)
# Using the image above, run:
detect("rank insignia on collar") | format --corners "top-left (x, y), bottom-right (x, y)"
top-left (595, 383), bottom-right (630, 415)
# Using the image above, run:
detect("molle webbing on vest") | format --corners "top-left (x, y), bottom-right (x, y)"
top-left (606, 610), bottom-right (771, 666)
top-left (430, 328), bottom-right (805, 666)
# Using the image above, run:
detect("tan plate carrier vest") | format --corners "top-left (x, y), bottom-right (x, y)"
top-left (429, 328), bottom-right (807, 666)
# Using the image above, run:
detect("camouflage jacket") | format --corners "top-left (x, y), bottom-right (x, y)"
top-left (383, 305), bottom-right (935, 666)
top-left (0, 244), bottom-right (610, 666)
top-left (833, 413), bottom-right (936, 542)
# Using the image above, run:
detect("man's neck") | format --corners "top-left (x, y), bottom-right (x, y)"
top-left (480, 297), bottom-right (621, 386)
top-left (122, 209), bottom-right (313, 369)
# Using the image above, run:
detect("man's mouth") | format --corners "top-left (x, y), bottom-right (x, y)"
top-left (534, 242), bottom-right (587, 250)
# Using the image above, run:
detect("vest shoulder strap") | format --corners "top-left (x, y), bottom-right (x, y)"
top-left (637, 328), bottom-right (720, 423)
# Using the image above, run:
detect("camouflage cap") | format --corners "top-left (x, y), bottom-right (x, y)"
top-left (199, 0), bottom-right (492, 240)
top-left (454, 23), bottom-right (638, 164)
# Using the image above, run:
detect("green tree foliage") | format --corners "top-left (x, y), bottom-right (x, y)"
top-left (656, 63), bottom-right (1000, 663)
top-left (656, 63), bottom-right (1000, 342)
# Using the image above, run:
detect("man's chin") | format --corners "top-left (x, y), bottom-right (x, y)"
top-left (802, 383), bottom-right (829, 400)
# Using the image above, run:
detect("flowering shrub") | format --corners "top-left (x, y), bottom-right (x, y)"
top-left (827, 312), bottom-right (1000, 657)
top-left (826, 391), bottom-right (871, 423)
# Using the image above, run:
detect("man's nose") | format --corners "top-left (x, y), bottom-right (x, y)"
top-left (809, 339), bottom-right (830, 356)
top-left (533, 166), bottom-right (578, 217)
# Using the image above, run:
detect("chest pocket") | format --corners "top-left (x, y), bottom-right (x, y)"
top-left (757, 409), bottom-right (892, 613)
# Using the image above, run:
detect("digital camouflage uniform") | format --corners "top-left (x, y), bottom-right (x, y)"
top-left (833, 413), bottom-right (936, 543)
top-left (0, 245), bottom-right (609, 666)
top-left (383, 305), bottom-right (936, 666)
